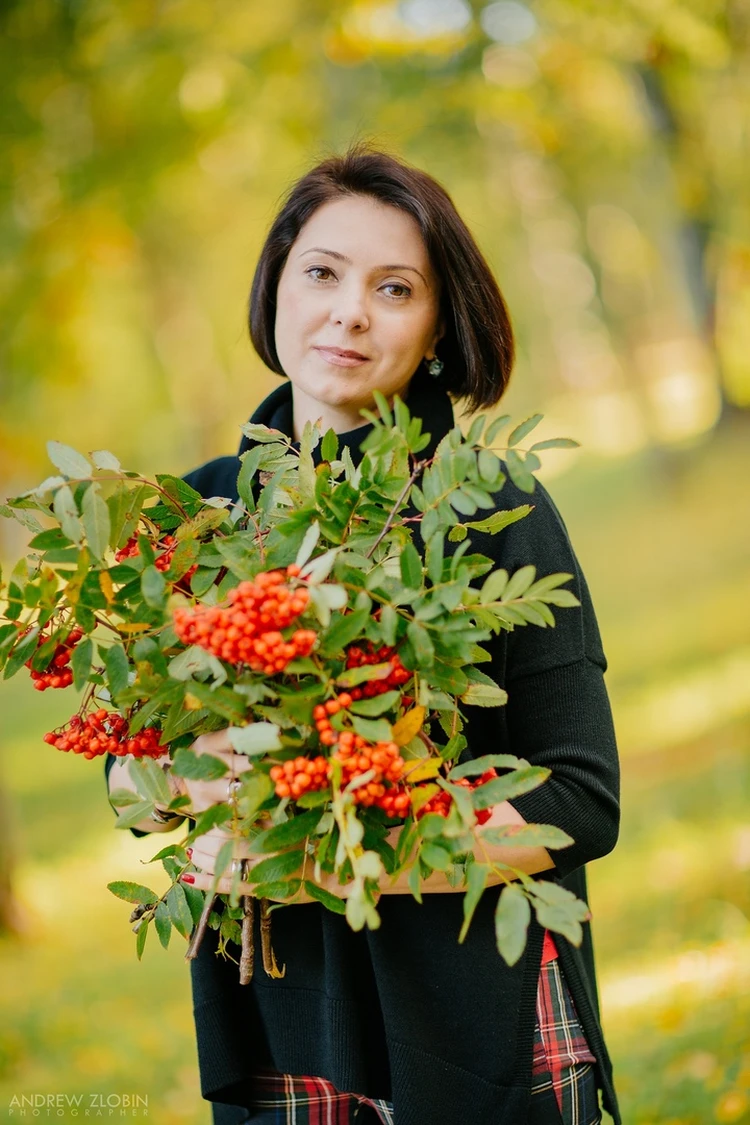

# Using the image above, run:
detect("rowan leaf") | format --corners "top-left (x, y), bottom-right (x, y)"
top-left (494, 884), bottom-right (531, 965)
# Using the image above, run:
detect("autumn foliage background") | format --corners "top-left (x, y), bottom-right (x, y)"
top-left (1, 2), bottom-right (750, 1123)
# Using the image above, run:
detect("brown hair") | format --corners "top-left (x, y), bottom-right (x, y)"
top-left (248, 141), bottom-right (515, 412)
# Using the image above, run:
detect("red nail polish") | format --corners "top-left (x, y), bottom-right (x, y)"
top-left (181, 873), bottom-right (196, 884)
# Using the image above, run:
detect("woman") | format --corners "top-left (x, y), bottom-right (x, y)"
top-left (106, 143), bottom-right (621, 1125)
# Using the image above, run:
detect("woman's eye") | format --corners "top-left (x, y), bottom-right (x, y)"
top-left (307, 266), bottom-right (334, 281)
top-left (382, 283), bottom-right (411, 299)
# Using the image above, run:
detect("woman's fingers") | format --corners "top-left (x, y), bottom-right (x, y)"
top-left (190, 730), bottom-right (238, 756)
top-left (180, 751), bottom-right (254, 813)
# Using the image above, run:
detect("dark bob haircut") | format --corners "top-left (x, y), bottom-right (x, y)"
top-left (249, 141), bottom-right (515, 413)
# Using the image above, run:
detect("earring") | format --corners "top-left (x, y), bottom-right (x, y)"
top-left (427, 355), bottom-right (444, 378)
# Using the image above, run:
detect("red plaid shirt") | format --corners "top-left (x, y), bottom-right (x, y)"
top-left (247, 931), bottom-right (599, 1124)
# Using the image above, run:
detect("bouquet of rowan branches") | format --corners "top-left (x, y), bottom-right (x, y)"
top-left (0, 393), bottom-right (590, 977)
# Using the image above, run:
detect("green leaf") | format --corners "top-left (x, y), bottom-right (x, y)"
top-left (91, 449), bottom-right (122, 471)
top-left (503, 565), bottom-right (537, 602)
top-left (104, 643), bottom-right (130, 701)
top-left (480, 824), bottom-right (574, 849)
top-left (336, 661), bottom-right (394, 689)
top-left (135, 917), bottom-right (149, 960)
top-left (113, 800), bottom-right (154, 829)
top-left (448, 754), bottom-right (528, 780)
top-left (4, 627), bottom-right (40, 680)
top-left (154, 901), bottom-right (172, 949)
top-left (528, 437), bottom-right (580, 451)
top-left (70, 636), bottom-right (94, 691)
top-left (167, 883), bottom-right (195, 939)
top-left (251, 879), bottom-right (302, 900)
top-left (107, 881), bottom-right (158, 905)
top-left (507, 414), bottom-right (544, 447)
top-left (459, 682), bottom-right (508, 708)
top-left (399, 541), bottom-right (422, 589)
top-left (480, 569), bottom-right (508, 602)
top-left (407, 620), bottom-right (434, 665)
top-left (182, 883), bottom-right (206, 926)
top-left (47, 440), bottom-right (91, 478)
top-left (250, 809), bottom-right (323, 853)
top-left (408, 861), bottom-right (422, 903)
top-left (494, 884), bottom-right (531, 965)
top-left (321, 429), bottom-right (339, 461)
top-left (28, 528), bottom-right (72, 550)
top-left (458, 861), bottom-right (490, 942)
top-left (141, 565), bottom-right (166, 608)
top-left (303, 880), bottom-right (347, 914)
top-left (171, 746), bottom-right (229, 780)
top-left (82, 485), bottom-right (111, 560)
top-left (131, 758), bottom-right (172, 805)
top-left (246, 850), bottom-right (304, 883)
top-left (227, 723), bottom-right (282, 756)
top-left (53, 485), bottom-right (82, 545)
top-left (348, 690), bottom-right (400, 716)
top-left (320, 606), bottom-right (370, 655)
top-left (462, 507), bottom-right (533, 537)
top-left (527, 880), bottom-right (588, 945)
top-left (471, 767), bottom-right (550, 809)
top-left (484, 414), bottom-right (511, 444)
top-left (182, 681), bottom-right (247, 723)
top-left (295, 521), bottom-right (321, 570)
top-left (350, 715), bottom-right (393, 742)
top-left (504, 450), bottom-right (535, 493)
top-left (421, 842), bottom-right (452, 871)
top-left (108, 788), bottom-right (144, 808)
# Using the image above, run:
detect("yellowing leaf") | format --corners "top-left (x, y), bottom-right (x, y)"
top-left (403, 759), bottom-right (441, 783)
top-left (118, 622), bottom-right (153, 634)
top-left (410, 784), bottom-right (440, 813)
top-left (99, 571), bottom-right (115, 603)
top-left (183, 692), bottom-right (203, 711)
top-left (392, 705), bottom-right (425, 747)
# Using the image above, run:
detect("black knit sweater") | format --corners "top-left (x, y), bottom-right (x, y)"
top-left (105, 372), bottom-right (621, 1125)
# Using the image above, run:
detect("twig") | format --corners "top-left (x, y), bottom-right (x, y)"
top-left (185, 891), bottom-right (217, 962)
top-left (260, 899), bottom-right (285, 978)
top-left (239, 885), bottom-right (256, 985)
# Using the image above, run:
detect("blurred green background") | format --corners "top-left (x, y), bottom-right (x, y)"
top-left (1, 1), bottom-right (749, 1123)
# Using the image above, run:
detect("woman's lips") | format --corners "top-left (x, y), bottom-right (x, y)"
top-left (314, 347), bottom-right (370, 368)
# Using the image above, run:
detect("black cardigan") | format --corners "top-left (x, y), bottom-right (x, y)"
top-left (105, 372), bottom-right (621, 1125)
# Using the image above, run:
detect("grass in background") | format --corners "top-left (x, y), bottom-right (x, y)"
top-left (1, 418), bottom-right (749, 1124)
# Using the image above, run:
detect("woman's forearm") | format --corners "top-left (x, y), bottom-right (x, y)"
top-left (377, 800), bottom-right (555, 895)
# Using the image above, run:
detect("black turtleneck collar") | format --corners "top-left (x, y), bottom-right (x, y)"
top-left (237, 367), bottom-right (456, 467)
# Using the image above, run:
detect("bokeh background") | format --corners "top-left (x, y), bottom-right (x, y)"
top-left (2, 1), bottom-right (750, 1122)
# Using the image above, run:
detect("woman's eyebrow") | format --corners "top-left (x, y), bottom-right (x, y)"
top-left (298, 247), bottom-right (428, 286)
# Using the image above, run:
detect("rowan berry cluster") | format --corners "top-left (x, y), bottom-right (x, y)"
top-left (43, 709), bottom-right (165, 759)
top-left (25, 627), bottom-right (84, 690)
top-left (416, 768), bottom-right (498, 825)
top-left (116, 532), bottom-right (199, 587)
top-left (270, 755), bottom-right (329, 801)
top-left (173, 566), bottom-right (316, 674)
top-left (344, 643), bottom-right (411, 700)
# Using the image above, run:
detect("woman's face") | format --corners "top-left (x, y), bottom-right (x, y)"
top-left (274, 194), bottom-right (444, 434)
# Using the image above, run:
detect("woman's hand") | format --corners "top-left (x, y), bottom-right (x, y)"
top-left (182, 826), bottom-right (344, 903)
top-left (179, 728), bottom-right (253, 813)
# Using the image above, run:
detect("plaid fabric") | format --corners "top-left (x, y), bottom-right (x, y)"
top-left (243, 1071), bottom-right (394, 1123)
top-left (531, 956), bottom-right (601, 1125)
top-left (243, 939), bottom-right (599, 1125)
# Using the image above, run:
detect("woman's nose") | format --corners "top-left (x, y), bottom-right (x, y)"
top-left (329, 284), bottom-right (370, 331)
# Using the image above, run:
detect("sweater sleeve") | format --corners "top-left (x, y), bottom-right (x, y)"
top-left (483, 478), bottom-right (620, 879)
